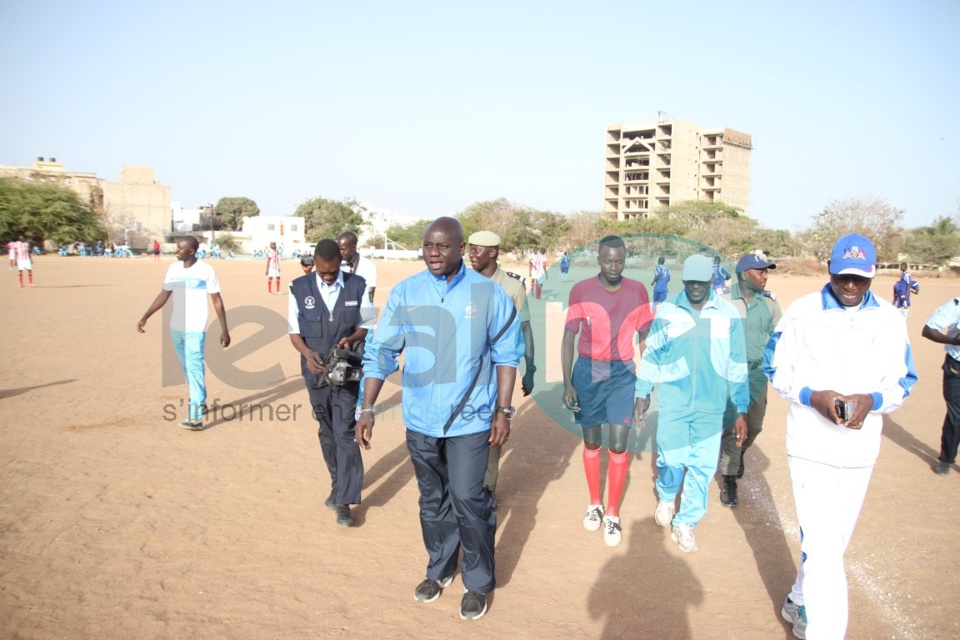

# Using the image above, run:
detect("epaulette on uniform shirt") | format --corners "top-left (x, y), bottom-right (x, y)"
top-left (505, 271), bottom-right (526, 285)
top-left (762, 290), bottom-right (777, 301)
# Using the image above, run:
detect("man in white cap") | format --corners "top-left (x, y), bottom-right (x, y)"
top-left (636, 253), bottom-right (749, 553)
top-left (763, 233), bottom-right (917, 639)
top-left (468, 229), bottom-right (536, 508)
top-left (718, 253), bottom-right (782, 507)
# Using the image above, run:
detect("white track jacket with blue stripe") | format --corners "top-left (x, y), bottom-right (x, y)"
top-left (763, 284), bottom-right (917, 468)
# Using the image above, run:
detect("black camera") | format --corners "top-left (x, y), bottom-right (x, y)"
top-left (323, 346), bottom-right (364, 386)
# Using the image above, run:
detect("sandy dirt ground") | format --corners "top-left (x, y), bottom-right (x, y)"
top-left (1, 254), bottom-right (958, 640)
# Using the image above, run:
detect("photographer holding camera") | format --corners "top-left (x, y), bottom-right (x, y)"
top-left (288, 239), bottom-right (376, 527)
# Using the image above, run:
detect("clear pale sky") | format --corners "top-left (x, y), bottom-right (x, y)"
top-left (1, 1), bottom-right (957, 231)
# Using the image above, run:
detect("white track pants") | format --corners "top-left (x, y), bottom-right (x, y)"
top-left (788, 456), bottom-right (873, 640)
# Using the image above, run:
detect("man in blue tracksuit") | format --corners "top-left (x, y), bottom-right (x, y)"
top-left (636, 254), bottom-right (749, 553)
top-left (356, 217), bottom-right (522, 621)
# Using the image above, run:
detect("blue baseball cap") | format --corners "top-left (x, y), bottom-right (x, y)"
top-left (736, 254), bottom-right (777, 273)
top-left (829, 233), bottom-right (877, 278)
top-left (682, 254), bottom-right (714, 281)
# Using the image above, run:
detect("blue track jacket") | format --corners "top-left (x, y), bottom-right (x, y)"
top-left (362, 262), bottom-right (523, 437)
top-left (636, 290), bottom-right (749, 416)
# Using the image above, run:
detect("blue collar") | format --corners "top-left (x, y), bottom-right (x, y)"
top-left (428, 260), bottom-right (467, 290)
top-left (315, 271), bottom-right (344, 291)
top-left (820, 283), bottom-right (880, 310)
top-left (676, 289), bottom-right (722, 313)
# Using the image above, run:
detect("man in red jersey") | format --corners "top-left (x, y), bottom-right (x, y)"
top-left (561, 235), bottom-right (653, 547)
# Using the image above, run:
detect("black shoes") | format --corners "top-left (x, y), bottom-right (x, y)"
top-left (720, 475), bottom-right (739, 507)
top-left (486, 488), bottom-right (499, 512)
top-left (335, 505), bottom-right (354, 527)
top-left (414, 576), bottom-right (488, 620)
top-left (934, 461), bottom-right (952, 476)
top-left (414, 575), bottom-right (453, 603)
top-left (460, 590), bottom-right (488, 620)
top-left (324, 490), bottom-right (337, 511)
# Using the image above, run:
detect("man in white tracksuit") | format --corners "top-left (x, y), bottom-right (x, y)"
top-left (763, 233), bottom-right (917, 640)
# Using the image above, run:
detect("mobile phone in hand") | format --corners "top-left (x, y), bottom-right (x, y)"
top-left (834, 398), bottom-right (857, 422)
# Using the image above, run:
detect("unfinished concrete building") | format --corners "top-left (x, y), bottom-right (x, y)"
top-left (603, 119), bottom-right (752, 220)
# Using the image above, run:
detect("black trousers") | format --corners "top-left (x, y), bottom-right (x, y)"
top-left (307, 381), bottom-right (363, 505)
top-left (940, 356), bottom-right (960, 464)
top-left (406, 429), bottom-right (496, 594)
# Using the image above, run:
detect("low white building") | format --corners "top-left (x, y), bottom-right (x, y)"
top-left (171, 201), bottom-right (204, 234)
top-left (236, 215), bottom-right (308, 255)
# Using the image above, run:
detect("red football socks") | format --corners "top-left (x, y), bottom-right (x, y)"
top-left (583, 446), bottom-right (602, 505)
top-left (606, 450), bottom-right (630, 518)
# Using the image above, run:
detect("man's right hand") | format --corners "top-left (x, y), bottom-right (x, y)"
top-left (563, 385), bottom-right (580, 412)
top-left (810, 389), bottom-right (843, 425)
top-left (304, 349), bottom-right (325, 375)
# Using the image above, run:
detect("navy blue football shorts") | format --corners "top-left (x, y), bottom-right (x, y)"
top-left (571, 357), bottom-right (637, 428)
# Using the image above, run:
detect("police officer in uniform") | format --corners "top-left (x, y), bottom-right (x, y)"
top-left (467, 230), bottom-right (536, 510)
top-left (288, 239), bottom-right (376, 526)
top-left (718, 253), bottom-right (782, 506)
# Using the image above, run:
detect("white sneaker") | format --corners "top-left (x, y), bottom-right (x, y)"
top-left (781, 596), bottom-right (808, 639)
top-left (654, 499), bottom-right (675, 527)
top-left (602, 515), bottom-right (622, 547)
top-left (583, 504), bottom-right (604, 532)
top-left (671, 522), bottom-right (698, 553)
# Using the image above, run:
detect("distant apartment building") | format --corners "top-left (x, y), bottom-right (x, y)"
top-left (603, 119), bottom-right (752, 220)
top-left (0, 158), bottom-right (171, 248)
top-left (0, 157), bottom-right (104, 213)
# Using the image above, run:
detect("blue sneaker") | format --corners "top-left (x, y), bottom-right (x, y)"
top-left (781, 596), bottom-right (807, 639)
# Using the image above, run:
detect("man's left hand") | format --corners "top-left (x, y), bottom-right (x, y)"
top-left (734, 414), bottom-right (748, 446)
top-left (220, 331), bottom-right (231, 348)
top-left (489, 413), bottom-right (510, 447)
top-left (521, 369), bottom-right (535, 396)
top-left (839, 393), bottom-right (874, 429)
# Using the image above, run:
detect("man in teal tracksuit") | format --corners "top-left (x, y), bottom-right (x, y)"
top-left (636, 254), bottom-right (749, 553)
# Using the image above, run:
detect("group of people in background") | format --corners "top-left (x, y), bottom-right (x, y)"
top-left (132, 220), bottom-right (960, 638)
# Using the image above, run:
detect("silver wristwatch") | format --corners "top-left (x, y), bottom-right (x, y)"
top-left (495, 405), bottom-right (516, 419)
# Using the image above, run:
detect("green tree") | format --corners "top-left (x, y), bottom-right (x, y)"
top-left (215, 233), bottom-right (240, 252)
top-left (385, 218), bottom-right (432, 249)
top-left (800, 197), bottom-right (904, 261)
top-left (606, 201), bottom-right (756, 257)
top-left (559, 210), bottom-right (610, 250)
top-left (214, 196), bottom-right (260, 231)
top-left (741, 227), bottom-right (803, 258)
top-left (294, 197), bottom-right (366, 243)
top-left (455, 198), bottom-right (571, 253)
top-left (901, 216), bottom-right (960, 265)
top-left (0, 178), bottom-right (104, 245)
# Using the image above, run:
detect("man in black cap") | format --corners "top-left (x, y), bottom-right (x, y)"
top-left (718, 253), bottom-right (782, 506)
